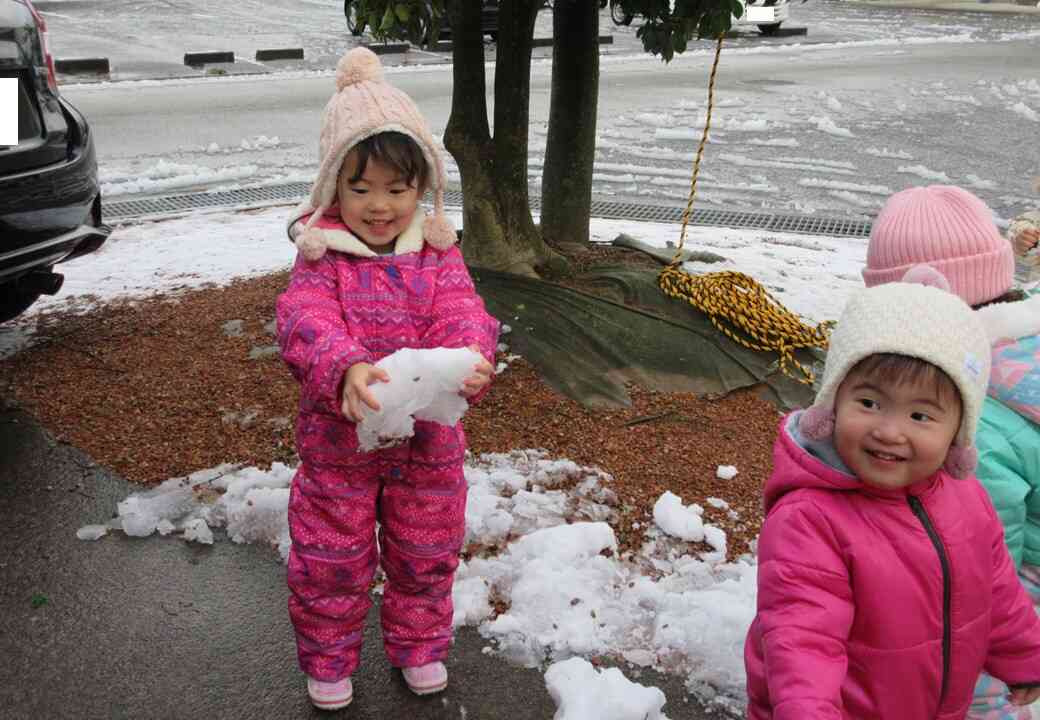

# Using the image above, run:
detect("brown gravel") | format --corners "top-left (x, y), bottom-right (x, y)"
top-left (0, 265), bottom-right (782, 559)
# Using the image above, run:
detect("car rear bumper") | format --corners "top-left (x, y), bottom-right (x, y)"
top-left (0, 222), bottom-right (111, 283)
top-left (0, 98), bottom-right (108, 282)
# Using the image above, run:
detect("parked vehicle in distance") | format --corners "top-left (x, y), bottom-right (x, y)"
top-left (0, 0), bottom-right (109, 322)
top-left (594, 0), bottom-right (789, 34)
top-left (732, 0), bottom-right (790, 35)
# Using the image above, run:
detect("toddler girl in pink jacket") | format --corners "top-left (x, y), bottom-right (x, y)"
top-left (275, 48), bottom-right (499, 711)
top-left (744, 276), bottom-right (1040, 719)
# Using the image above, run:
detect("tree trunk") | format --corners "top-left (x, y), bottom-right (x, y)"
top-left (443, 0), bottom-right (562, 277)
top-left (540, 0), bottom-right (599, 248)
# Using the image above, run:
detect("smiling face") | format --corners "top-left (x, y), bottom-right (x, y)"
top-left (833, 356), bottom-right (962, 490)
top-left (337, 149), bottom-right (422, 251)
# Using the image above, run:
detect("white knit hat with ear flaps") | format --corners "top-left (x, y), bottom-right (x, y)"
top-left (293, 47), bottom-right (456, 260)
top-left (798, 267), bottom-right (991, 479)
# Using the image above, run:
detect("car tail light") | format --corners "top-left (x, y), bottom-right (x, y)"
top-left (23, 0), bottom-right (59, 93)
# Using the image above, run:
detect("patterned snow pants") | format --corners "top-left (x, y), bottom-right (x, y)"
top-left (286, 433), bottom-right (467, 682)
top-left (969, 566), bottom-right (1040, 720)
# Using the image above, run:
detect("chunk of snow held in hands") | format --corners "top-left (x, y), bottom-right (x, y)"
top-left (356, 347), bottom-right (483, 451)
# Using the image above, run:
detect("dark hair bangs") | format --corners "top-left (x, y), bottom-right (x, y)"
top-left (848, 353), bottom-right (960, 404)
top-left (347, 131), bottom-right (429, 190)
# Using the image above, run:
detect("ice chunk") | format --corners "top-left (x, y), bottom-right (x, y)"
top-left (652, 491), bottom-right (705, 542)
top-left (183, 518), bottom-right (214, 545)
top-left (716, 465), bottom-right (738, 480)
top-left (545, 657), bottom-right (669, 720)
top-left (116, 476), bottom-right (197, 537)
top-left (76, 525), bottom-right (109, 541)
top-left (356, 347), bottom-right (482, 451)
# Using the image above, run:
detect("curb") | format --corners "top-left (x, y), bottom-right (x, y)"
top-left (183, 50), bottom-right (235, 66)
top-left (54, 57), bottom-right (110, 75)
top-left (255, 48), bottom-right (304, 61)
top-left (432, 34), bottom-right (613, 52)
top-left (362, 42), bottom-right (410, 55)
top-left (532, 34), bottom-right (613, 48)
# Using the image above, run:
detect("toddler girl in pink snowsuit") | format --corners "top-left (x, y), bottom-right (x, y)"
top-left (276, 48), bottom-right (499, 711)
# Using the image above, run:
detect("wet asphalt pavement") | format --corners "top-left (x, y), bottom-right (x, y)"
top-left (0, 406), bottom-right (715, 719)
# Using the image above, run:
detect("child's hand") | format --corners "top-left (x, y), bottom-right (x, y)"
top-left (342, 362), bottom-right (390, 422)
top-left (460, 345), bottom-right (494, 398)
top-left (1009, 685), bottom-right (1040, 706)
top-left (1014, 227), bottom-right (1040, 256)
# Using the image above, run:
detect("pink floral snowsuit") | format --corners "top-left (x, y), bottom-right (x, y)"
top-left (276, 209), bottom-right (499, 681)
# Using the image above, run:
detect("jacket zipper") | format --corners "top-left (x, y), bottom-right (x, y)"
top-left (908, 495), bottom-right (951, 706)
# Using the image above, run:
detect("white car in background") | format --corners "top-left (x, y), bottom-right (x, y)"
top-left (732, 0), bottom-right (790, 35)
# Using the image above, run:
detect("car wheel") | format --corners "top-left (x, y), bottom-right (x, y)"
top-left (610, 2), bottom-right (634, 26)
top-left (0, 281), bottom-right (42, 324)
top-left (345, 1), bottom-right (365, 36)
top-left (758, 23), bottom-right (781, 35)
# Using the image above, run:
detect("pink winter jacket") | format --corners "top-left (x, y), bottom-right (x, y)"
top-left (744, 414), bottom-right (1040, 720)
top-left (276, 208), bottom-right (499, 461)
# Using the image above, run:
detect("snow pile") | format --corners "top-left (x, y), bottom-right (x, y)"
top-left (808, 116), bottom-right (854, 139)
top-left (545, 657), bottom-right (670, 720)
top-left (863, 147), bottom-right (913, 160)
top-left (898, 164), bottom-right (952, 183)
top-left (456, 476), bottom-right (753, 708)
top-left (78, 463), bottom-right (295, 559)
top-left (80, 449), bottom-right (758, 711)
top-left (100, 159), bottom-right (260, 197)
top-left (356, 347), bottom-right (482, 451)
top-left (1010, 102), bottom-right (1038, 123)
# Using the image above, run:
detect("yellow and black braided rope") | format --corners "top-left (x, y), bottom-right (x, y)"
top-left (657, 34), bottom-right (830, 385)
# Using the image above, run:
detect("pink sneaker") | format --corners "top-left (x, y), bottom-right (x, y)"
top-left (402, 662), bottom-right (448, 695)
top-left (307, 676), bottom-right (353, 711)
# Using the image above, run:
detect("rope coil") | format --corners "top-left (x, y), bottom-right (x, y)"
top-left (657, 34), bottom-right (830, 386)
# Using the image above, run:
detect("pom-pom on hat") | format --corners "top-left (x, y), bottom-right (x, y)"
top-left (294, 47), bottom-right (455, 255)
top-left (799, 268), bottom-right (992, 478)
top-left (863, 185), bottom-right (1014, 307)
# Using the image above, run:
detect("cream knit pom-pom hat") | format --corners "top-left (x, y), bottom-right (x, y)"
top-left (798, 270), bottom-right (991, 478)
top-left (294, 47), bottom-right (455, 257)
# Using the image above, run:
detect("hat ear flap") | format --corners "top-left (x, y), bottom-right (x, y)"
top-left (297, 227), bottom-right (328, 262)
top-left (423, 213), bottom-right (457, 250)
top-left (799, 405), bottom-right (835, 441)
top-left (943, 444), bottom-right (977, 479)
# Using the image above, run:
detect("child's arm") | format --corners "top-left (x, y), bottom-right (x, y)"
top-left (421, 245), bottom-right (500, 402)
top-left (976, 421), bottom-right (1032, 567)
top-left (754, 499), bottom-right (853, 718)
top-left (276, 252), bottom-right (372, 418)
top-left (980, 483), bottom-right (1040, 688)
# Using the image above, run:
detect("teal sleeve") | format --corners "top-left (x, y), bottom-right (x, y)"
top-left (975, 399), bottom-right (1036, 569)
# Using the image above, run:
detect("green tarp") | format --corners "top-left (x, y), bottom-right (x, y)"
top-left (471, 265), bottom-right (822, 411)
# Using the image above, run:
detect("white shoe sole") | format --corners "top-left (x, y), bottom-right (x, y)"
top-left (406, 680), bottom-right (447, 696)
top-left (310, 694), bottom-right (353, 711)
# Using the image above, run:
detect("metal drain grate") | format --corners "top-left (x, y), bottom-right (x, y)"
top-left (103, 182), bottom-right (872, 238)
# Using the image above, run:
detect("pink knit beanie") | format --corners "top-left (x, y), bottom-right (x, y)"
top-left (863, 185), bottom-right (1014, 306)
top-left (294, 47), bottom-right (455, 257)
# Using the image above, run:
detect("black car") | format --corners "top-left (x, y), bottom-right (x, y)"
top-left (0, 0), bottom-right (108, 322)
